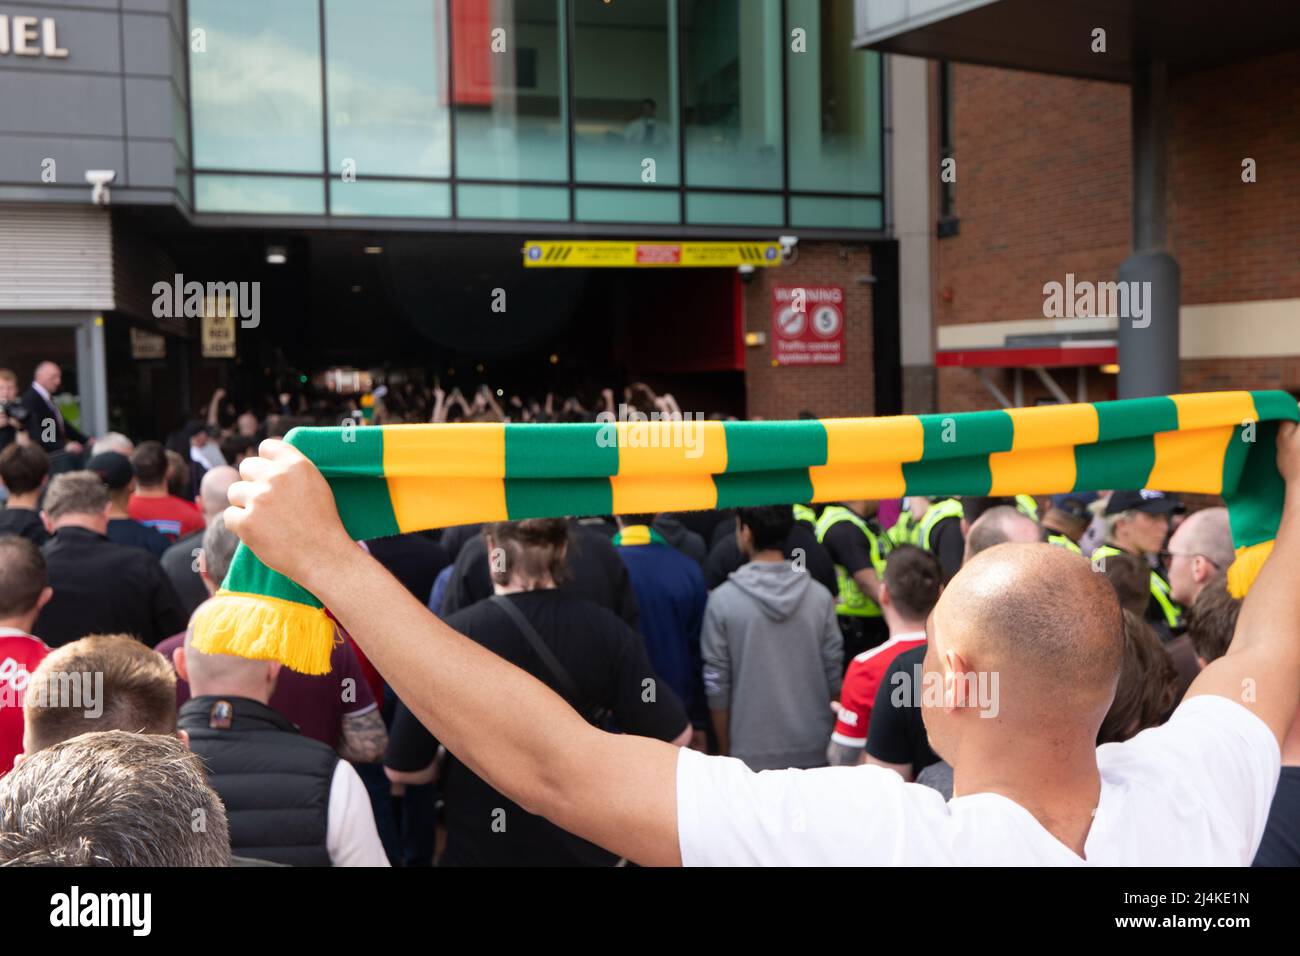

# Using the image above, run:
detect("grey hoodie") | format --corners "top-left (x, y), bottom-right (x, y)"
top-left (701, 560), bottom-right (843, 771)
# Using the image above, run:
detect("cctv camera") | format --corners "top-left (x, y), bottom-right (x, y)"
top-left (737, 264), bottom-right (756, 284)
top-left (779, 235), bottom-right (799, 263)
top-left (85, 169), bottom-right (116, 206)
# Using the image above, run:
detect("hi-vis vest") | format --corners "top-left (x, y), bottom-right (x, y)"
top-left (793, 504), bottom-right (817, 526)
top-left (1090, 544), bottom-right (1183, 630)
top-left (887, 508), bottom-right (919, 548)
top-left (1015, 495), bottom-right (1040, 522)
top-left (815, 506), bottom-right (888, 617)
top-left (917, 498), bottom-right (964, 552)
top-left (1046, 533), bottom-right (1083, 554)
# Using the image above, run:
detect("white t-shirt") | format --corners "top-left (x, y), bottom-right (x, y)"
top-left (327, 760), bottom-right (390, 867)
top-left (677, 695), bottom-right (1280, 866)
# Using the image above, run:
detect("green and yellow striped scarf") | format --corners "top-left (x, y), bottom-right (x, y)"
top-left (192, 389), bottom-right (1298, 674)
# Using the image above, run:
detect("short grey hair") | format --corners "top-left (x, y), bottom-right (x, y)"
top-left (0, 730), bottom-right (231, 867)
top-left (42, 472), bottom-right (109, 521)
top-left (201, 512), bottom-right (239, 585)
top-left (95, 432), bottom-right (135, 456)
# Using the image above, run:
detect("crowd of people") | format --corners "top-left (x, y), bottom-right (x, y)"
top-left (0, 360), bottom-right (1297, 867)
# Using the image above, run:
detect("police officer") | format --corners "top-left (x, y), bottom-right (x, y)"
top-left (1041, 492), bottom-right (1097, 554)
top-left (815, 500), bottom-right (890, 661)
top-left (1090, 489), bottom-right (1185, 633)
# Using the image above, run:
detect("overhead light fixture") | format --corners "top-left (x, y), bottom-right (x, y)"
top-left (1100, 364), bottom-right (1120, 375)
top-left (364, 245), bottom-right (383, 255)
top-left (745, 331), bottom-right (767, 347)
top-left (266, 245), bottom-right (287, 265)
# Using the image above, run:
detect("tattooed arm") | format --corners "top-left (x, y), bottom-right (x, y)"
top-left (337, 708), bottom-right (388, 764)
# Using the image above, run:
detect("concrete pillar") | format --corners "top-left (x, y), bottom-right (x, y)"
top-left (1118, 60), bottom-right (1180, 399)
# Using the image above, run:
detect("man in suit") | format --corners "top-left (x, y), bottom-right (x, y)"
top-left (21, 362), bottom-right (87, 463)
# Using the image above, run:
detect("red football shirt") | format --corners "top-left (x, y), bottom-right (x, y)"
top-left (128, 494), bottom-right (204, 542)
top-left (0, 628), bottom-right (51, 775)
top-left (832, 631), bottom-right (927, 749)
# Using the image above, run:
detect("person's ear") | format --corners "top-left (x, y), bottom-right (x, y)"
top-left (40, 511), bottom-right (54, 535)
top-left (173, 646), bottom-right (188, 682)
top-left (175, 729), bottom-right (190, 750)
top-left (941, 648), bottom-right (972, 713)
top-left (1195, 654), bottom-right (1207, 671)
top-left (267, 661), bottom-right (282, 692)
top-left (1193, 555), bottom-right (1213, 585)
top-left (879, 581), bottom-right (892, 609)
top-left (36, 586), bottom-right (53, 611)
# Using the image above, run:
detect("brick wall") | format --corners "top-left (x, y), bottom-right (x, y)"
top-left (932, 52), bottom-right (1300, 413)
top-left (1170, 51), bottom-right (1300, 305)
top-left (742, 242), bottom-right (876, 419)
top-left (934, 65), bottom-right (1131, 329)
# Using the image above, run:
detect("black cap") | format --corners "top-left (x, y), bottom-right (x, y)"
top-left (1104, 489), bottom-right (1184, 516)
top-left (86, 451), bottom-right (135, 490)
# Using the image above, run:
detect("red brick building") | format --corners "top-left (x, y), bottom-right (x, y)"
top-left (859, 0), bottom-right (1300, 415)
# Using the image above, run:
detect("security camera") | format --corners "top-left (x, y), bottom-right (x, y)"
top-left (737, 264), bottom-right (756, 284)
top-left (85, 169), bottom-right (116, 206)
top-left (779, 235), bottom-right (799, 263)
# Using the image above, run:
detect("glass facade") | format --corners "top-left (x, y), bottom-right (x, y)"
top-left (187, 0), bottom-right (883, 232)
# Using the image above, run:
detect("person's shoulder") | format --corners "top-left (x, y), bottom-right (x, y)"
top-left (0, 631), bottom-right (50, 661)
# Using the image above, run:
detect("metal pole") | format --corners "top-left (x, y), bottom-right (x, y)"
top-left (1118, 59), bottom-right (1180, 399)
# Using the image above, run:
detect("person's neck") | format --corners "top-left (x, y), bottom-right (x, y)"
top-left (53, 516), bottom-right (105, 536)
top-left (748, 548), bottom-right (785, 563)
top-left (493, 579), bottom-right (556, 595)
top-left (135, 483), bottom-right (170, 498)
top-left (951, 728), bottom-right (1102, 857)
top-left (0, 611), bottom-right (38, 634)
top-left (4, 491), bottom-right (39, 510)
top-left (1110, 533), bottom-right (1143, 556)
top-left (108, 498), bottom-right (131, 519)
top-left (191, 685), bottom-right (271, 706)
top-left (885, 613), bottom-right (927, 639)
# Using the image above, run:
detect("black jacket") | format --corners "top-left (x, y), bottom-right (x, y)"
top-left (179, 696), bottom-right (337, 867)
top-left (19, 386), bottom-right (86, 452)
top-left (35, 527), bottom-right (187, 647)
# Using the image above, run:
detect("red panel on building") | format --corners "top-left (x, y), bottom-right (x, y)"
top-left (451, 2), bottom-right (494, 106)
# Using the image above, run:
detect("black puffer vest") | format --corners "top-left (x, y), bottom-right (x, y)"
top-left (179, 696), bottom-right (337, 866)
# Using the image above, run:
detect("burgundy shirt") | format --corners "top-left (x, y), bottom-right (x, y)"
top-left (156, 630), bottom-right (377, 750)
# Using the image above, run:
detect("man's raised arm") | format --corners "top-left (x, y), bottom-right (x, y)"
top-left (224, 440), bottom-right (684, 866)
top-left (1185, 420), bottom-right (1300, 744)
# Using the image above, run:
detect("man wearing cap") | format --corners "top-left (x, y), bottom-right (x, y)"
top-left (86, 451), bottom-right (170, 559)
top-left (1041, 492), bottom-right (1099, 553)
top-left (1091, 490), bottom-right (1185, 633)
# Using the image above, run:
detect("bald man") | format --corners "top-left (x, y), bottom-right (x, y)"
top-left (220, 423), bottom-right (1300, 865)
top-left (1165, 506), bottom-right (1235, 607)
top-left (19, 361), bottom-right (86, 457)
top-left (175, 631), bottom-right (388, 866)
top-left (160, 464), bottom-right (239, 615)
top-left (963, 505), bottom-right (1041, 564)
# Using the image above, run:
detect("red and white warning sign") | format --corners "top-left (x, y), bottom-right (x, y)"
top-left (772, 285), bottom-right (844, 366)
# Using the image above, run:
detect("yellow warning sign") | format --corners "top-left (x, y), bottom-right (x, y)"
top-left (522, 240), bottom-right (784, 268)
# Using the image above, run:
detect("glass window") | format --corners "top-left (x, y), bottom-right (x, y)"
top-left (325, 0), bottom-right (449, 179)
top-left (681, 0), bottom-right (783, 190)
top-left (190, 0), bottom-right (323, 173)
top-left (686, 192), bottom-right (783, 227)
top-left (575, 188), bottom-right (679, 224)
top-left (786, 0), bottom-right (883, 194)
top-left (330, 180), bottom-right (452, 218)
top-left (453, 0), bottom-right (567, 182)
top-left (572, 0), bottom-right (679, 186)
top-left (457, 184), bottom-right (569, 220)
top-left (789, 195), bottom-right (882, 230)
top-left (195, 175), bottom-right (325, 215)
